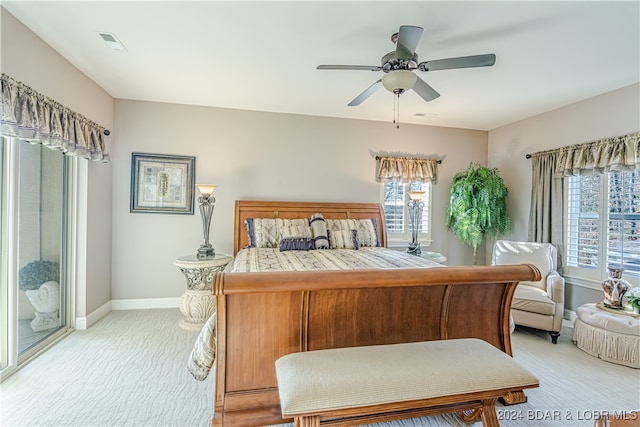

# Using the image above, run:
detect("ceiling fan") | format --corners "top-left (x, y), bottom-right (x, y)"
top-left (317, 25), bottom-right (496, 107)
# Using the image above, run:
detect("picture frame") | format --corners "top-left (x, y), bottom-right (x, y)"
top-left (130, 152), bottom-right (195, 214)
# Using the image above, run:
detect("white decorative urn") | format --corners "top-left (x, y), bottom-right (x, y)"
top-left (24, 280), bottom-right (60, 331)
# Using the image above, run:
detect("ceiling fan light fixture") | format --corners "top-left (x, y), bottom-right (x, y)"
top-left (381, 70), bottom-right (417, 93)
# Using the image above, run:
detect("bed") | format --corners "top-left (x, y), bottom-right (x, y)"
top-left (192, 200), bottom-right (540, 427)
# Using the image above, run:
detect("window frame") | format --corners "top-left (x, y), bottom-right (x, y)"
top-left (380, 181), bottom-right (432, 245)
top-left (564, 170), bottom-right (640, 287)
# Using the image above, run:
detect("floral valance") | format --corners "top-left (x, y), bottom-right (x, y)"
top-left (376, 156), bottom-right (439, 184)
top-left (531, 132), bottom-right (639, 177)
top-left (0, 73), bottom-right (110, 162)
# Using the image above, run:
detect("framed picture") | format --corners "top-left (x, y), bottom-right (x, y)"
top-left (130, 152), bottom-right (195, 214)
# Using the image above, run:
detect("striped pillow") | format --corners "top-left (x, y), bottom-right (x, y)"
top-left (279, 225), bottom-right (313, 239)
top-left (328, 229), bottom-right (359, 250)
top-left (244, 218), bottom-right (278, 248)
top-left (326, 218), bottom-right (380, 247)
top-left (309, 213), bottom-right (330, 249)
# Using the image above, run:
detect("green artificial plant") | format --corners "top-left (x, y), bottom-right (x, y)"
top-left (446, 163), bottom-right (511, 264)
top-left (18, 260), bottom-right (59, 291)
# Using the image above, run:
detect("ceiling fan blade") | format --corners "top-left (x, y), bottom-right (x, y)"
top-left (418, 54), bottom-right (496, 72)
top-left (395, 25), bottom-right (424, 60)
top-left (348, 79), bottom-right (382, 106)
top-left (317, 65), bottom-right (382, 71)
top-left (412, 77), bottom-right (440, 102)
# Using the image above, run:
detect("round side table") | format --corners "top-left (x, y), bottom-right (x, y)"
top-left (421, 251), bottom-right (447, 264)
top-left (174, 253), bottom-right (232, 330)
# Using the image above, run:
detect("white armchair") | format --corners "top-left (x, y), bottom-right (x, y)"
top-left (492, 240), bottom-right (565, 344)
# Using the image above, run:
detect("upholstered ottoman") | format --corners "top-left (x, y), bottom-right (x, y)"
top-left (573, 303), bottom-right (640, 369)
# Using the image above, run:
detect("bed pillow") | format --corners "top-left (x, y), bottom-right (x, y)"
top-left (326, 218), bottom-right (380, 247)
top-left (309, 213), bottom-right (330, 249)
top-left (276, 218), bottom-right (309, 228)
top-left (278, 224), bottom-right (313, 239)
top-left (328, 229), bottom-right (359, 250)
top-left (244, 218), bottom-right (278, 248)
top-left (279, 237), bottom-right (315, 251)
top-left (277, 223), bottom-right (314, 251)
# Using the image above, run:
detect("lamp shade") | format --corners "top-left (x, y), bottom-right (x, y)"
top-left (381, 70), bottom-right (418, 93)
top-left (407, 191), bottom-right (426, 201)
top-left (196, 184), bottom-right (217, 196)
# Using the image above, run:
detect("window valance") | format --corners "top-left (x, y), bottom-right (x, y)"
top-left (0, 73), bottom-right (110, 162)
top-left (531, 132), bottom-right (639, 177)
top-left (376, 156), bottom-right (439, 184)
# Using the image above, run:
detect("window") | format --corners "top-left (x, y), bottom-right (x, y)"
top-left (566, 170), bottom-right (640, 280)
top-left (381, 181), bottom-right (431, 242)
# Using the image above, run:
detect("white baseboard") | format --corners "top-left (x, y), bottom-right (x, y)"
top-left (111, 297), bottom-right (180, 311)
top-left (564, 308), bottom-right (577, 327)
top-left (74, 298), bottom-right (180, 330)
top-left (75, 300), bottom-right (112, 330)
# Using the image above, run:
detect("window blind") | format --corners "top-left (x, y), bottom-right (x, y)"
top-left (566, 174), bottom-right (600, 269)
top-left (383, 181), bottom-right (430, 238)
top-left (607, 171), bottom-right (640, 274)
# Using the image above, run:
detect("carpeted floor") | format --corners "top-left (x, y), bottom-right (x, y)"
top-left (1, 309), bottom-right (638, 427)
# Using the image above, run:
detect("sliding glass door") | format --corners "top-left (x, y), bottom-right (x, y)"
top-left (1, 137), bottom-right (74, 380)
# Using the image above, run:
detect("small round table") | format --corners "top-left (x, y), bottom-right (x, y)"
top-left (174, 253), bottom-right (232, 330)
top-left (421, 251), bottom-right (447, 264)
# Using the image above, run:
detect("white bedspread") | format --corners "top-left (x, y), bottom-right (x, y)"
top-left (187, 247), bottom-right (441, 380)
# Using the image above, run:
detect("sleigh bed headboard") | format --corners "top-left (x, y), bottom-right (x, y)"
top-left (232, 200), bottom-right (388, 255)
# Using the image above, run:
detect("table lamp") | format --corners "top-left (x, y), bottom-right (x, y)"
top-left (407, 190), bottom-right (425, 256)
top-left (196, 184), bottom-right (216, 258)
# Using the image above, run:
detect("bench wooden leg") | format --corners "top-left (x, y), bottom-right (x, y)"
top-left (480, 398), bottom-right (500, 427)
top-left (458, 408), bottom-right (483, 423)
top-left (295, 415), bottom-right (320, 427)
top-left (501, 390), bottom-right (527, 405)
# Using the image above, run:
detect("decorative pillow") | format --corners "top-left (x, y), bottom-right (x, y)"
top-left (328, 229), bottom-right (359, 250)
top-left (244, 218), bottom-right (278, 248)
top-left (279, 225), bottom-right (313, 239)
top-left (276, 218), bottom-right (309, 228)
top-left (326, 218), bottom-right (379, 247)
top-left (356, 219), bottom-right (380, 247)
top-left (309, 213), bottom-right (330, 249)
top-left (279, 237), bottom-right (315, 251)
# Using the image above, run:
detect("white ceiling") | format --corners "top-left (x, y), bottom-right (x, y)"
top-left (3, 1), bottom-right (639, 131)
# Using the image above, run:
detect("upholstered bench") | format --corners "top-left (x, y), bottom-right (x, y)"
top-left (275, 338), bottom-right (539, 427)
top-left (573, 302), bottom-right (640, 369)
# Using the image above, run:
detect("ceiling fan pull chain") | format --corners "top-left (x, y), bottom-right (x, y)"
top-left (393, 92), bottom-right (397, 125)
top-left (396, 92), bottom-right (400, 129)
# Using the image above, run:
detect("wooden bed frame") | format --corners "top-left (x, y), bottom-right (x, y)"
top-left (210, 200), bottom-right (541, 427)
top-left (231, 200), bottom-right (388, 253)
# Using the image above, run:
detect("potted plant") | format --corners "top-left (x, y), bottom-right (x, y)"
top-left (19, 260), bottom-right (59, 291)
top-left (627, 287), bottom-right (640, 314)
top-left (446, 163), bottom-right (511, 264)
top-left (19, 260), bottom-right (60, 331)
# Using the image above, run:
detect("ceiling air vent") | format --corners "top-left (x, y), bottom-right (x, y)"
top-left (98, 32), bottom-right (127, 51)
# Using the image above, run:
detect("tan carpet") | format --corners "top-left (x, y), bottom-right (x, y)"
top-left (1, 309), bottom-right (638, 427)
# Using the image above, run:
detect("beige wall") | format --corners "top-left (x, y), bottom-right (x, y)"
top-left (488, 83), bottom-right (640, 310)
top-left (112, 100), bottom-right (487, 300)
top-left (1, 9), bottom-right (115, 318)
top-left (6, 5), bottom-right (638, 316)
